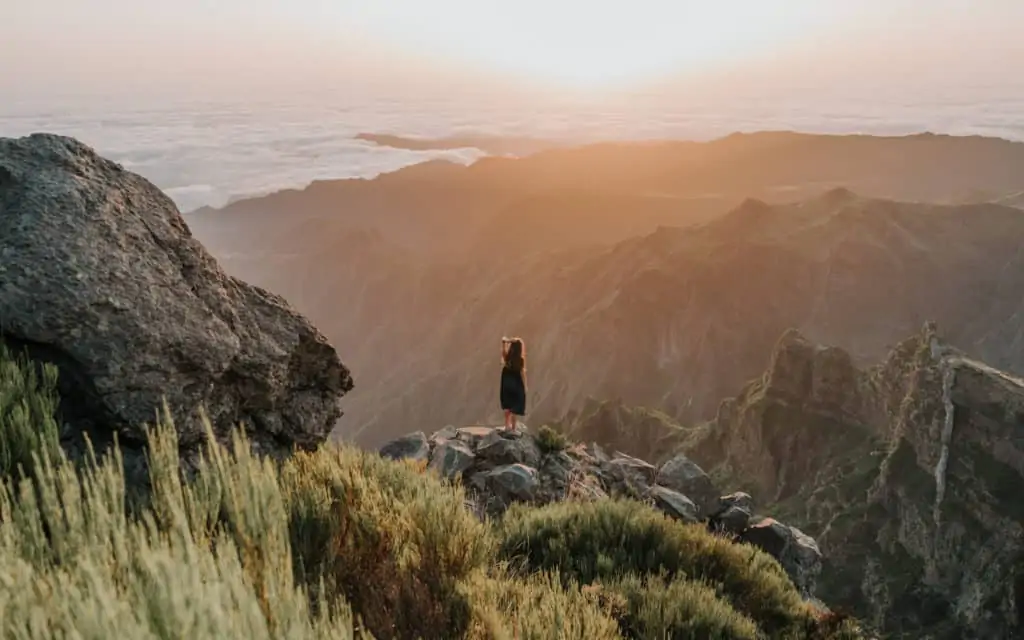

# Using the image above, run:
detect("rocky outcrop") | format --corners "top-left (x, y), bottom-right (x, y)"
top-left (379, 424), bottom-right (822, 596)
top-left (0, 134), bottom-right (352, 478)
top-left (739, 518), bottom-right (823, 599)
top-left (688, 323), bottom-right (1024, 639)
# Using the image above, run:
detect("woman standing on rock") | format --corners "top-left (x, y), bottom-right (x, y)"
top-left (500, 337), bottom-right (528, 432)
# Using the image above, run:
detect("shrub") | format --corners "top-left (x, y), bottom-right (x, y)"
top-left (465, 570), bottom-right (622, 639)
top-left (280, 445), bottom-right (492, 638)
top-left (495, 499), bottom-right (823, 637)
top-left (536, 425), bottom-right (570, 453)
top-left (599, 574), bottom-right (760, 640)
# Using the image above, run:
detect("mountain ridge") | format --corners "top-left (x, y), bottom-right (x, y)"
top-left (195, 189), bottom-right (1024, 445)
top-left (675, 323), bottom-right (1024, 638)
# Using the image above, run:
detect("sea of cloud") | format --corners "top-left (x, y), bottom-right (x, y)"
top-left (2, 86), bottom-right (1022, 213)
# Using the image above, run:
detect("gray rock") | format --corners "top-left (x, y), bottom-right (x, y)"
top-left (603, 452), bottom-right (658, 492)
top-left (740, 517), bottom-right (822, 596)
top-left (486, 463), bottom-right (539, 501)
top-left (455, 425), bottom-right (495, 448)
top-left (656, 454), bottom-right (721, 517)
top-left (650, 485), bottom-right (699, 523)
top-left (0, 134), bottom-right (351, 476)
top-left (710, 505), bottom-right (752, 535)
top-left (477, 429), bottom-right (542, 467)
top-left (428, 439), bottom-right (476, 479)
top-left (718, 491), bottom-right (755, 513)
top-left (379, 431), bottom-right (430, 462)
top-left (431, 425), bottom-right (459, 442)
top-left (708, 492), bottom-right (754, 535)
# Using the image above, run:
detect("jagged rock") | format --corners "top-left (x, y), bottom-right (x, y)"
top-left (708, 492), bottom-right (755, 535)
top-left (602, 452), bottom-right (658, 494)
top-left (709, 506), bottom-right (753, 536)
top-left (687, 324), bottom-right (1024, 638)
top-left (650, 485), bottom-right (699, 523)
top-left (484, 464), bottom-right (538, 502)
top-left (740, 518), bottom-right (822, 596)
top-left (432, 425), bottom-right (459, 441)
top-left (656, 453), bottom-right (721, 517)
top-left (379, 431), bottom-right (430, 462)
top-left (427, 439), bottom-right (475, 479)
top-left (477, 429), bottom-right (542, 467)
top-left (534, 450), bottom-right (573, 501)
top-left (0, 134), bottom-right (351, 479)
top-left (718, 491), bottom-right (755, 513)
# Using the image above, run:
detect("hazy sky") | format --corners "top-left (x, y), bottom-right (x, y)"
top-left (3, 1), bottom-right (1023, 101)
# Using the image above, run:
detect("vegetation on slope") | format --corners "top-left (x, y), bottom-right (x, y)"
top-left (0, 345), bottom-right (864, 639)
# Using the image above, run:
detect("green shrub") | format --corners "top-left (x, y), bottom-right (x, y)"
top-left (280, 445), bottom-right (492, 638)
top-left (465, 570), bottom-right (622, 639)
top-left (600, 574), bottom-right (759, 640)
top-left (536, 425), bottom-right (570, 453)
top-left (495, 499), bottom-right (821, 637)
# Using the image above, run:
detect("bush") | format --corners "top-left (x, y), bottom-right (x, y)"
top-left (280, 445), bottom-right (492, 638)
top-left (495, 499), bottom-right (827, 637)
top-left (465, 570), bottom-right (622, 639)
top-left (536, 425), bottom-right (570, 453)
top-left (598, 574), bottom-right (761, 640)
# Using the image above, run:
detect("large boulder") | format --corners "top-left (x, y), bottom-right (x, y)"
top-left (601, 452), bottom-right (658, 495)
top-left (476, 429), bottom-right (542, 467)
top-left (379, 431), bottom-right (430, 462)
top-left (0, 134), bottom-right (352, 472)
top-left (650, 485), bottom-right (699, 523)
top-left (428, 439), bottom-right (476, 479)
top-left (740, 517), bottom-right (822, 597)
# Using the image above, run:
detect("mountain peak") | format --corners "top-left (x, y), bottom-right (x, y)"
top-left (688, 327), bottom-right (1024, 638)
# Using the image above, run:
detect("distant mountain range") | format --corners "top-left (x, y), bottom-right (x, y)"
top-left (354, 132), bottom-right (569, 156)
top-left (186, 131), bottom-right (1024, 445)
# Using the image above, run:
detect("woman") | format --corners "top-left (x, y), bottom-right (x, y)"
top-left (500, 337), bottom-right (528, 431)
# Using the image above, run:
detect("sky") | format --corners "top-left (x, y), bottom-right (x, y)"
top-left (2, 1), bottom-right (1023, 102)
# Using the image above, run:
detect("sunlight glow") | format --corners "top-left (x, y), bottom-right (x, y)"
top-left (339, 1), bottom-right (851, 89)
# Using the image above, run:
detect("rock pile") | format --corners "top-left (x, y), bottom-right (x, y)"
top-left (380, 424), bottom-right (823, 596)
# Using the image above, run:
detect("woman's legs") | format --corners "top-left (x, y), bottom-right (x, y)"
top-left (503, 409), bottom-right (512, 430)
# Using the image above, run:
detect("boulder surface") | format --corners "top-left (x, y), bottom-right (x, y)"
top-left (0, 133), bottom-right (352, 473)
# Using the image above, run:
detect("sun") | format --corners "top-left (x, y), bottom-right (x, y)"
top-left (338, 1), bottom-right (847, 91)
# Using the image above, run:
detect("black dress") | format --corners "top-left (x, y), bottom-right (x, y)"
top-left (500, 365), bottom-right (527, 416)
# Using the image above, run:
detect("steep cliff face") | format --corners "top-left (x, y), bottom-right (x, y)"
top-left (689, 324), bottom-right (1024, 638)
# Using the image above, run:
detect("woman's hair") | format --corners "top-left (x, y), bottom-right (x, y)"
top-left (503, 338), bottom-right (526, 373)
